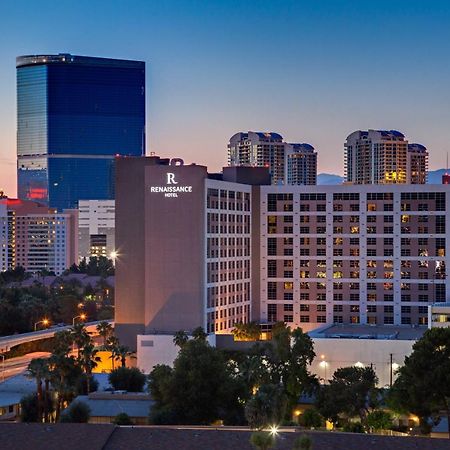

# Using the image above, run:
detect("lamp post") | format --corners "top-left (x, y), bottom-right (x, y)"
top-left (72, 313), bottom-right (87, 326)
top-left (34, 319), bottom-right (50, 332)
top-left (0, 354), bottom-right (5, 382)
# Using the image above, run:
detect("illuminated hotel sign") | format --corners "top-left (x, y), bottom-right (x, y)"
top-left (150, 173), bottom-right (193, 198)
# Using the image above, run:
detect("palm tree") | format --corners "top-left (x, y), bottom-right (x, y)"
top-left (79, 342), bottom-right (101, 393)
top-left (105, 335), bottom-right (118, 369)
top-left (192, 326), bottom-right (207, 342)
top-left (27, 358), bottom-right (49, 422)
top-left (96, 321), bottom-right (113, 347)
top-left (173, 330), bottom-right (189, 348)
top-left (70, 323), bottom-right (91, 358)
top-left (113, 345), bottom-right (135, 368)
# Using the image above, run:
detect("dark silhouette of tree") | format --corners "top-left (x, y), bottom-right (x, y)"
top-left (389, 327), bottom-right (450, 438)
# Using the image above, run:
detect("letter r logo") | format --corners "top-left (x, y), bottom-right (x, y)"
top-left (167, 173), bottom-right (178, 185)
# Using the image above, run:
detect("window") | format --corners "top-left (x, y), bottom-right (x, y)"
top-left (284, 304), bottom-right (294, 311)
top-left (300, 304), bottom-right (310, 312)
top-left (284, 315), bottom-right (294, 322)
top-left (300, 315), bottom-right (310, 323)
top-left (316, 304), bottom-right (326, 312)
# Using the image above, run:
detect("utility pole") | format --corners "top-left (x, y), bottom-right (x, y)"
top-left (389, 353), bottom-right (393, 387)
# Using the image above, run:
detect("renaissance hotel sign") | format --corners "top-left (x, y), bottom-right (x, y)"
top-left (150, 173), bottom-right (193, 198)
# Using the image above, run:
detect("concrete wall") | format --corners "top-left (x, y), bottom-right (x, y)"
top-left (311, 338), bottom-right (415, 387)
top-left (137, 333), bottom-right (415, 387)
top-left (137, 334), bottom-right (181, 373)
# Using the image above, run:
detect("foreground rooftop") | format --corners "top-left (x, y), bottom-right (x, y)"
top-left (1, 425), bottom-right (449, 450)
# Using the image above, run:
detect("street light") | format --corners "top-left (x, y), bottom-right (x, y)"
top-left (34, 319), bottom-right (50, 332)
top-left (72, 313), bottom-right (87, 326)
top-left (0, 354), bottom-right (5, 382)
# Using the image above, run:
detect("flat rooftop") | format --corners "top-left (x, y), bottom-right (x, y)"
top-left (309, 324), bottom-right (427, 341)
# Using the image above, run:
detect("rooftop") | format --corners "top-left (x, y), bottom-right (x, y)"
top-left (16, 53), bottom-right (144, 69)
top-left (1, 425), bottom-right (449, 450)
top-left (309, 324), bottom-right (427, 341)
top-left (70, 393), bottom-right (153, 418)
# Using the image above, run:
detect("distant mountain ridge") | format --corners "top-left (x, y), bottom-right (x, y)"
top-left (317, 169), bottom-right (447, 185)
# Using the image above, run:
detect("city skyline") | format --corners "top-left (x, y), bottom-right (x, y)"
top-left (2, 0), bottom-right (450, 197)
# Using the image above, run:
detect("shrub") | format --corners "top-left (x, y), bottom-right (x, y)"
top-left (343, 421), bottom-right (364, 433)
top-left (60, 401), bottom-right (91, 423)
top-left (293, 435), bottom-right (313, 450)
top-left (366, 410), bottom-right (393, 431)
top-left (298, 408), bottom-right (323, 428)
top-left (109, 367), bottom-right (146, 392)
top-left (113, 412), bottom-right (133, 425)
top-left (20, 393), bottom-right (39, 422)
top-left (250, 431), bottom-right (275, 450)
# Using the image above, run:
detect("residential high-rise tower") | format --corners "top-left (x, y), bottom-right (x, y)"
top-left (344, 129), bottom-right (428, 185)
top-left (228, 131), bottom-right (317, 185)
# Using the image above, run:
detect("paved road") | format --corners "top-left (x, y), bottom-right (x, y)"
top-left (0, 352), bottom-right (50, 383)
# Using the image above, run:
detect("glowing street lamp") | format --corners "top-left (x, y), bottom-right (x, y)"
top-left (34, 319), bottom-right (50, 331)
top-left (72, 313), bottom-right (87, 326)
top-left (269, 425), bottom-right (279, 436)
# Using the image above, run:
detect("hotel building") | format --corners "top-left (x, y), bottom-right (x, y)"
top-left (344, 130), bottom-right (428, 185)
top-left (0, 198), bottom-right (77, 274)
top-left (78, 200), bottom-right (115, 260)
top-left (228, 132), bottom-right (317, 185)
top-left (115, 157), bottom-right (449, 350)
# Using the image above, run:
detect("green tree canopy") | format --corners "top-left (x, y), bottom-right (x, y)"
top-left (109, 367), bottom-right (147, 392)
top-left (389, 327), bottom-right (450, 437)
top-left (316, 366), bottom-right (378, 425)
top-left (149, 339), bottom-right (246, 425)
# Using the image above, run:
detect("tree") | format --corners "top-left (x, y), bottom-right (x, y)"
top-left (96, 321), bottom-right (113, 347)
top-left (60, 401), bottom-right (91, 423)
top-left (70, 323), bottom-right (91, 358)
top-left (149, 339), bottom-right (245, 425)
top-left (113, 412), bottom-right (133, 425)
top-left (366, 410), bottom-right (393, 431)
top-left (250, 431), bottom-right (275, 450)
top-left (191, 326), bottom-right (207, 342)
top-left (20, 393), bottom-right (39, 422)
top-left (109, 367), bottom-right (147, 392)
top-left (173, 330), bottom-right (189, 348)
top-left (293, 435), bottom-right (313, 450)
top-left (316, 366), bottom-right (378, 426)
top-left (246, 324), bottom-right (317, 415)
top-left (48, 330), bottom-right (83, 421)
top-left (298, 408), bottom-right (323, 428)
top-left (389, 328), bottom-right (450, 437)
top-left (79, 342), bottom-right (101, 393)
top-left (245, 384), bottom-right (287, 430)
top-left (112, 345), bottom-right (135, 368)
top-left (232, 322), bottom-right (261, 341)
top-left (27, 358), bottom-right (49, 421)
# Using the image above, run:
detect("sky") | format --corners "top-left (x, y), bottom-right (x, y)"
top-left (1, 0), bottom-right (450, 196)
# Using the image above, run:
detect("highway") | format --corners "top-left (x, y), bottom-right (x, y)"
top-left (0, 352), bottom-right (51, 382)
top-left (0, 320), bottom-right (113, 353)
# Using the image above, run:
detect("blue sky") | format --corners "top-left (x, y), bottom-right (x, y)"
top-left (1, 0), bottom-right (450, 195)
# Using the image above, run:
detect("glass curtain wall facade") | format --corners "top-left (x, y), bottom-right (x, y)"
top-left (17, 54), bottom-right (145, 210)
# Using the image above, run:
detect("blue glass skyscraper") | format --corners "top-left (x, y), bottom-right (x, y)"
top-left (17, 54), bottom-right (145, 210)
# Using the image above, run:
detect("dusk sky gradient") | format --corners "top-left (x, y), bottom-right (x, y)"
top-left (1, 0), bottom-right (450, 196)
